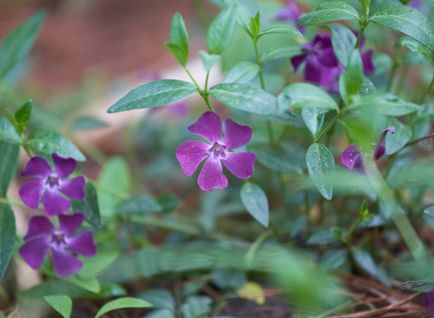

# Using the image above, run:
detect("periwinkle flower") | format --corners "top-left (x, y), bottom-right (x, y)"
top-left (291, 33), bottom-right (374, 92)
top-left (409, 0), bottom-right (422, 9)
top-left (274, 0), bottom-right (304, 33)
top-left (374, 126), bottom-right (396, 160)
top-left (340, 144), bottom-right (364, 172)
top-left (176, 112), bottom-right (256, 191)
top-left (19, 213), bottom-right (96, 277)
top-left (19, 154), bottom-right (85, 215)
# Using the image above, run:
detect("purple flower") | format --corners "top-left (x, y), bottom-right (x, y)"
top-left (424, 291), bottom-right (434, 314)
top-left (340, 144), bottom-right (364, 172)
top-left (274, 0), bottom-right (305, 33)
top-left (19, 154), bottom-right (85, 216)
top-left (409, 0), bottom-right (423, 9)
top-left (291, 33), bottom-right (374, 92)
top-left (176, 112), bottom-right (256, 191)
top-left (19, 213), bottom-right (96, 277)
top-left (374, 126), bottom-right (396, 160)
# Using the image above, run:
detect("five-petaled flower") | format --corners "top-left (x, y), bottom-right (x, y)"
top-left (19, 213), bottom-right (96, 277)
top-left (274, 0), bottom-right (304, 33)
top-left (291, 33), bottom-right (374, 92)
top-left (19, 154), bottom-right (85, 215)
top-left (176, 112), bottom-right (256, 191)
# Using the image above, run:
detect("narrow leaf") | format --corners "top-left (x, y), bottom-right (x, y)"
top-left (299, 1), bottom-right (360, 26)
top-left (240, 183), bottom-right (269, 227)
top-left (330, 24), bottom-right (357, 67)
top-left (167, 13), bottom-right (189, 65)
top-left (13, 100), bottom-right (32, 135)
top-left (207, 5), bottom-right (237, 54)
top-left (0, 142), bottom-right (20, 196)
top-left (44, 295), bottom-right (73, 318)
top-left (95, 297), bottom-right (152, 318)
top-left (223, 61), bottom-right (259, 84)
top-left (259, 23), bottom-right (303, 39)
top-left (278, 83), bottom-right (338, 111)
top-left (0, 202), bottom-right (16, 279)
top-left (305, 143), bottom-right (335, 200)
top-left (0, 117), bottom-right (21, 145)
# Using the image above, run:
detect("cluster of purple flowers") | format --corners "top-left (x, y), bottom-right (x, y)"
top-left (18, 154), bottom-right (96, 277)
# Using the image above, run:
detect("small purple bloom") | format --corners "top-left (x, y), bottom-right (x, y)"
top-left (424, 291), bottom-right (434, 314)
top-left (176, 112), bottom-right (256, 191)
top-left (409, 0), bottom-right (423, 9)
top-left (340, 144), bottom-right (364, 172)
top-left (374, 126), bottom-right (396, 160)
top-left (19, 213), bottom-right (96, 277)
top-left (291, 33), bottom-right (374, 92)
top-left (274, 0), bottom-right (305, 33)
top-left (19, 154), bottom-right (85, 215)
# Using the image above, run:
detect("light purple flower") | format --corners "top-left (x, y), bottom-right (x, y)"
top-left (409, 0), bottom-right (422, 9)
top-left (291, 33), bottom-right (374, 92)
top-left (19, 213), bottom-right (96, 278)
top-left (176, 112), bottom-right (256, 191)
top-left (374, 126), bottom-right (396, 160)
top-left (274, 0), bottom-right (305, 33)
top-left (340, 144), bottom-right (364, 172)
top-left (19, 154), bottom-right (85, 215)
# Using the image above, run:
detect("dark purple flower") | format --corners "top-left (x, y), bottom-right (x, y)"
top-left (176, 112), bottom-right (256, 191)
top-left (340, 144), bottom-right (364, 172)
top-left (274, 0), bottom-right (305, 33)
top-left (374, 126), bottom-right (396, 160)
top-left (19, 154), bottom-right (85, 216)
top-left (19, 213), bottom-right (96, 277)
top-left (291, 33), bottom-right (374, 92)
top-left (424, 291), bottom-right (434, 314)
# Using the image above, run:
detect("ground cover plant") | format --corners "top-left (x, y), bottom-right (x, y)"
top-left (0, 0), bottom-right (433, 317)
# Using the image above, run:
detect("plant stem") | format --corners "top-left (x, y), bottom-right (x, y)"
top-left (184, 66), bottom-right (215, 111)
top-left (419, 73), bottom-right (434, 104)
top-left (315, 109), bottom-right (347, 143)
top-left (401, 132), bottom-right (434, 150)
top-left (387, 61), bottom-right (399, 92)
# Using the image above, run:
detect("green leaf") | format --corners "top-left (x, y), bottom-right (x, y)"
top-left (70, 116), bottom-right (108, 131)
top-left (260, 46), bottom-right (301, 64)
top-left (166, 13), bottom-right (189, 66)
top-left (66, 276), bottom-right (101, 293)
top-left (397, 37), bottom-right (434, 64)
top-left (26, 130), bottom-right (85, 161)
top-left (370, 4), bottom-right (434, 52)
top-left (95, 297), bottom-right (152, 318)
top-left (351, 93), bottom-right (419, 116)
top-left (207, 5), bottom-right (237, 54)
top-left (330, 24), bottom-right (357, 67)
top-left (0, 142), bottom-right (19, 196)
top-left (385, 120), bottom-right (412, 155)
top-left (210, 83), bottom-right (277, 115)
top-left (0, 11), bottom-right (45, 79)
top-left (352, 248), bottom-right (391, 286)
top-left (44, 295), bottom-right (73, 318)
top-left (72, 183), bottom-right (101, 229)
top-left (299, 1), bottom-right (360, 26)
top-left (118, 194), bottom-right (162, 215)
top-left (248, 144), bottom-right (304, 174)
top-left (97, 157), bottom-right (131, 218)
top-left (107, 80), bottom-right (197, 113)
top-left (79, 250), bottom-right (119, 279)
top-left (198, 50), bottom-right (219, 72)
top-left (278, 83), bottom-right (338, 111)
top-left (301, 107), bottom-right (326, 136)
top-left (13, 100), bottom-right (32, 135)
top-left (258, 23), bottom-right (303, 39)
top-left (305, 143), bottom-right (335, 200)
top-left (0, 202), bottom-right (16, 279)
top-left (0, 117), bottom-right (21, 144)
top-left (240, 183), bottom-right (269, 227)
top-left (181, 296), bottom-right (211, 318)
top-left (339, 50), bottom-right (363, 105)
top-left (222, 61), bottom-right (259, 84)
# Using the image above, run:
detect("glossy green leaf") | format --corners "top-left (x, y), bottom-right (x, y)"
top-left (240, 183), bottom-right (269, 227)
top-left (198, 50), bottom-right (219, 72)
top-left (26, 130), bottom-right (85, 161)
top-left (210, 83), bottom-right (277, 115)
top-left (352, 248), bottom-right (391, 286)
top-left (0, 117), bottom-right (21, 145)
top-left (207, 5), bottom-right (237, 54)
top-left (181, 296), bottom-right (211, 318)
top-left (118, 194), bottom-right (162, 215)
top-left (13, 100), bottom-right (32, 135)
top-left (278, 83), bottom-right (338, 111)
top-left (95, 297), bottom-right (152, 318)
top-left (44, 295), bottom-right (72, 318)
top-left (370, 4), bottom-right (434, 51)
top-left (70, 116), bottom-right (108, 131)
top-left (222, 61), bottom-right (259, 84)
top-left (305, 143), bottom-right (335, 200)
top-left (107, 80), bottom-right (197, 113)
top-left (166, 13), bottom-right (189, 65)
top-left (261, 46), bottom-right (301, 64)
top-left (299, 1), bottom-right (360, 26)
top-left (72, 183), bottom-right (101, 229)
top-left (351, 94), bottom-right (419, 116)
top-left (79, 250), bottom-right (119, 279)
top-left (301, 107), bottom-right (326, 136)
top-left (0, 202), bottom-right (16, 279)
top-left (0, 142), bottom-right (19, 196)
top-left (0, 11), bottom-right (45, 78)
top-left (385, 120), bottom-right (412, 155)
top-left (66, 276), bottom-right (100, 293)
top-left (248, 144), bottom-right (304, 174)
top-left (339, 50), bottom-right (363, 105)
top-left (258, 23), bottom-right (303, 39)
top-left (330, 24), bottom-right (357, 67)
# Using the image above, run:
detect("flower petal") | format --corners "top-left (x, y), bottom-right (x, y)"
top-left (67, 231), bottom-right (97, 257)
top-left (340, 145), bottom-right (364, 171)
top-left (24, 216), bottom-right (54, 240)
top-left (223, 119), bottom-right (253, 150)
top-left (19, 237), bottom-right (51, 270)
top-left (19, 179), bottom-right (44, 209)
top-left (42, 190), bottom-right (71, 215)
top-left (51, 248), bottom-right (83, 277)
top-left (188, 112), bottom-right (222, 143)
top-left (21, 156), bottom-right (51, 178)
top-left (222, 152), bottom-right (256, 179)
top-left (318, 48), bottom-right (339, 67)
top-left (197, 158), bottom-right (228, 191)
top-left (304, 57), bottom-right (323, 84)
top-left (362, 49), bottom-right (374, 76)
top-left (59, 176), bottom-right (85, 200)
top-left (53, 154), bottom-right (77, 179)
top-left (176, 140), bottom-right (209, 176)
top-left (59, 213), bottom-right (84, 236)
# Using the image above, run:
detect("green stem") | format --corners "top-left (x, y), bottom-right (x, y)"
top-left (0, 197), bottom-right (27, 209)
top-left (387, 61), bottom-right (399, 92)
top-left (419, 73), bottom-right (434, 104)
top-left (245, 230), bottom-right (272, 267)
top-left (314, 109), bottom-right (347, 143)
top-left (184, 66), bottom-right (215, 111)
